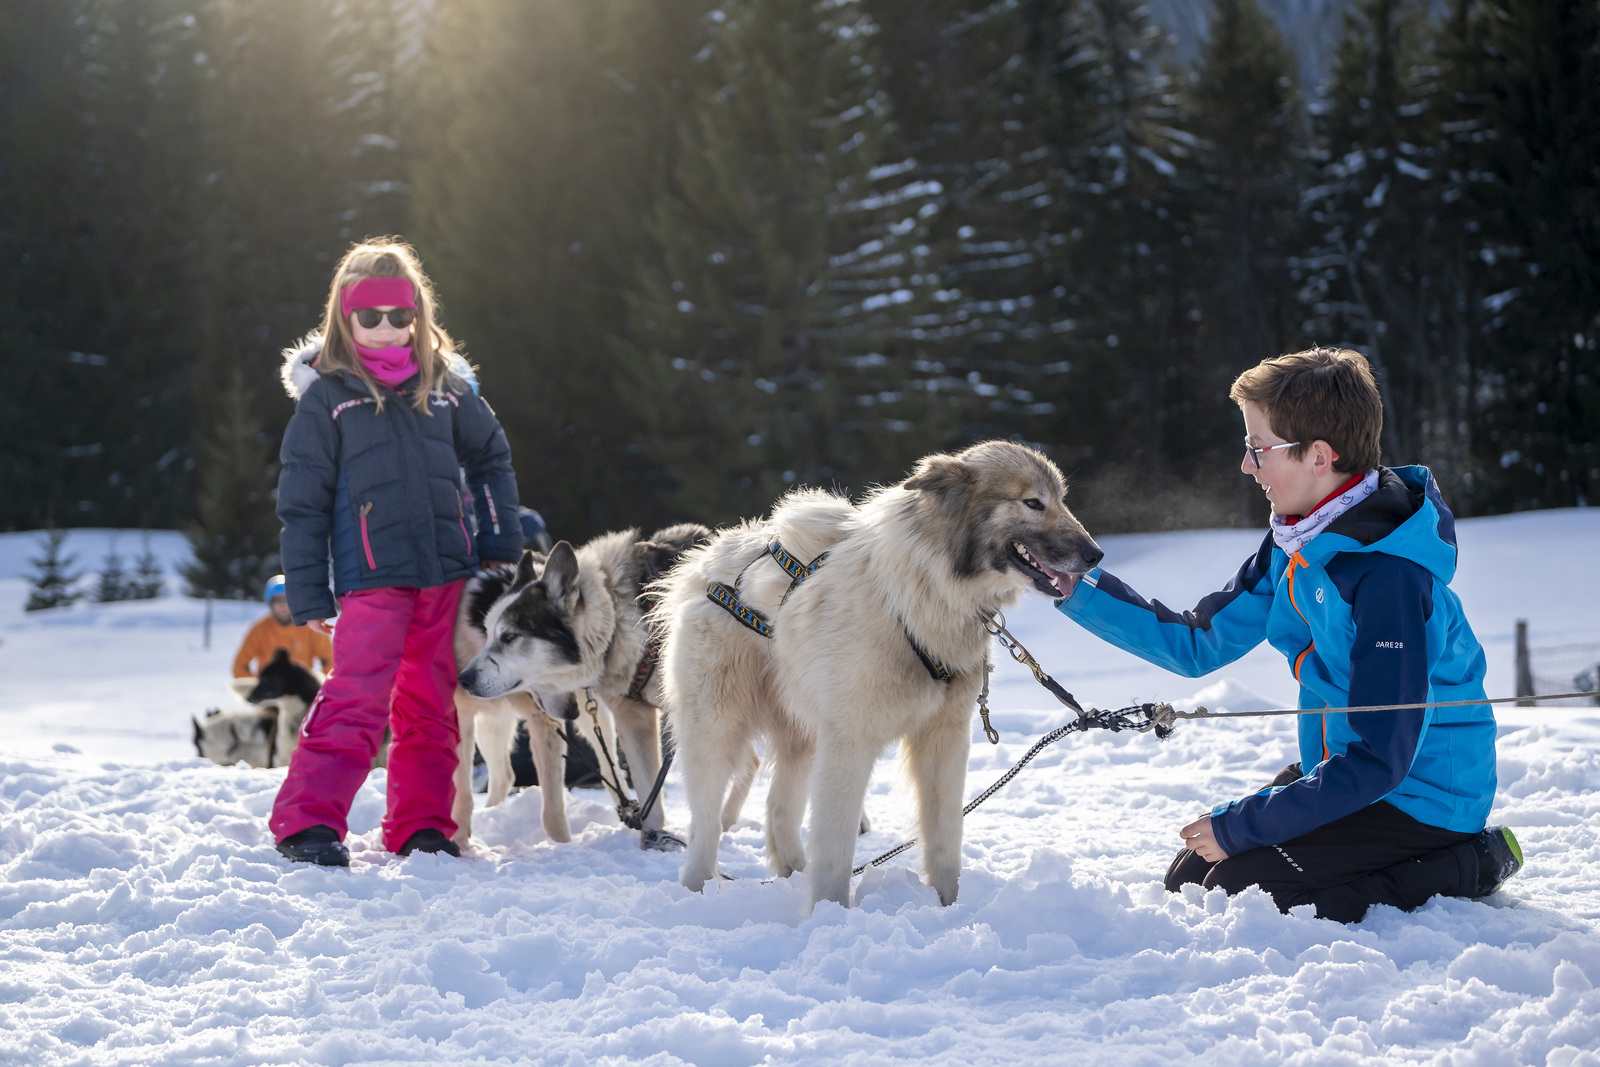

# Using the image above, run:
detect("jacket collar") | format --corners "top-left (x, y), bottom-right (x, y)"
top-left (1296, 465), bottom-right (1460, 582)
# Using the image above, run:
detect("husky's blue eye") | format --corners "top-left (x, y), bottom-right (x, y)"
top-left (1023, 498), bottom-right (1045, 511)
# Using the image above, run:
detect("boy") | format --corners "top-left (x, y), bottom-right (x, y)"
top-left (1056, 347), bottom-right (1521, 923)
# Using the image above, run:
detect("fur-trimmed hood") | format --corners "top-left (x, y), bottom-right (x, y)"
top-left (279, 332), bottom-right (479, 400)
top-left (280, 334), bottom-right (325, 400)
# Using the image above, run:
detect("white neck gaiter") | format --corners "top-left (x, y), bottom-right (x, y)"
top-left (1270, 468), bottom-right (1380, 555)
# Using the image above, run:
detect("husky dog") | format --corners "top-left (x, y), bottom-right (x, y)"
top-left (655, 440), bottom-right (1102, 909)
top-left (456, 524), bottom-right (713, 849)
top-left (195, 650), bottom-right (326, 768)
top-left (193, 705), bottom-right (277, 767)
top-left (246, 649), bottom-right (322, 766)
top-left (451, 553), bottom-right (577, 846)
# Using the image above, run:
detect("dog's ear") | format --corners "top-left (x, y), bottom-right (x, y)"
top-left (903, 453), bottom-right (974, 496)
top-left (269, 648), bottom-right (290, 667)
top-left (542, 541), bottom-right (582, 607)
top-left (512, 548), bottom-right (541, 590)
top-left (193, 717), bottom-right (205, 756)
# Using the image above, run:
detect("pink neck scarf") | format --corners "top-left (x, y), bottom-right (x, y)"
top-left (354, 344), bottom-right (419, 389)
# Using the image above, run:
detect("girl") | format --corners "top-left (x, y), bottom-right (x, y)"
top-left (270, 239), bottom-right (524, 865)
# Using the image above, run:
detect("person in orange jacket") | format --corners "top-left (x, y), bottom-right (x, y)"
top-left (233, 575), bottom-right (334, 679)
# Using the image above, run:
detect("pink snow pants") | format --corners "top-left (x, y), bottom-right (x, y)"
top-left (269, 581), bottom-right (463, 853)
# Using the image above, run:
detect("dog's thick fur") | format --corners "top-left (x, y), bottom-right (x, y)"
top-left (655, 441), bottom-right (1102, 909)
top-left (455, 524), bottom-right (713, 848)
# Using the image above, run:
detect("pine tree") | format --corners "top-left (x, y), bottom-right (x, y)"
top-left (624, 0), bottom-right (940, 521)
top-left (1031, 0), bottom-right (1199, 502)
top-left (95, 540), bottom-right (132, 603)
top-left (1299, 0), bottom-right (1441, 469)
top-left (409, 0), bottom-right (722, 536)
top-left (1185, 0), bottom-right (1308, 525)
top-left (862, 0), bottom-right (1079, 447)
top-left (0, 0), bottom-right (201, 530)
top-left (190, 0), bottom-right (412, 464)
top-left (1451, 0), bottom-right (1600, 509)
top-left (25, 527), bottom-right (84, 612)
top-left (179, 371), bottom-right (281, 599)
top-left (130, 532), bottom-right (165, 599)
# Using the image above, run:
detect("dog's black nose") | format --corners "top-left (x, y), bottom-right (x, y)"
top-left (458, 665), bottom-right (479, 693)
top-left (1082, 543), bottom-right (1104, 569)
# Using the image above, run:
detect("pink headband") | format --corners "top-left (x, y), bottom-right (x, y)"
top-left (340, 277), bottom-right (417, 314)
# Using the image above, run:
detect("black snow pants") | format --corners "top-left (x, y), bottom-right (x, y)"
top-left (1164, 764), bottom-right (1478, 924)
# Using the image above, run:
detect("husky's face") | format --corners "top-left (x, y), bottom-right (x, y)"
top-left (459, 542), bottom-right (598, 700)
top-left (193, 706), bottom-right (276, 768)
top-left (904, 440), bottom-right (1103, 598)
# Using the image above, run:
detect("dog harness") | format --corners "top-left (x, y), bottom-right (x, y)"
top-left (705, 540), bottom-right (955, 683)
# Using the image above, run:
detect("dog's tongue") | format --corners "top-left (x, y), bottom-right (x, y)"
top-left (1037, 561), bottom-right (1072, 597)
top-left (1043, 563), bottom-right (1068, 598)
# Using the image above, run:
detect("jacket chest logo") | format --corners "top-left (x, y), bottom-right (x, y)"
top-left (1314, 587), bottom-right (1325, 604)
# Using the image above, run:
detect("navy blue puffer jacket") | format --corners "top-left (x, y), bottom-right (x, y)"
top-left (276, 337), bottom-right (524, 625)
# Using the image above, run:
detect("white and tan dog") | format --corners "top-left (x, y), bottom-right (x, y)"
top-left (655, 441), bottom-right (1102, 909)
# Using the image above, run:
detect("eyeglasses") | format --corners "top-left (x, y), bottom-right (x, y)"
top-left (1244, 437), bottom-right (1301, 469)
top-left (351, 307), bottom-right (416, 329)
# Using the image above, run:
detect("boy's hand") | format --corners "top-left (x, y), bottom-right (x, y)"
top-left (1180, 815), bottom-right (1228, 862)
top-left (308, 618), bottom-right (334, 636)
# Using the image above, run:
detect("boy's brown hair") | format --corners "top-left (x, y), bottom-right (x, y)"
top-left (1228, 347), bottom-right (1382, 475)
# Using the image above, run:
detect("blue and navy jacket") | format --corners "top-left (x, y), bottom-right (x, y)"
top-left (1058, 466), bottom-right (1496, 854)
top-left (276, 337), bottom-right (523, 625)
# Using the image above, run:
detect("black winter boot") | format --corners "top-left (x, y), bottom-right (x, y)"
top-left (398, 828), bottom-right (461, 857)
top-left (276, 825), bottom-right (350, 867)
top-left (1468, 826), bottom-right (1523, 897)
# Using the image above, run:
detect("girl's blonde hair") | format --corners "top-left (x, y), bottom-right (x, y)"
top-left (317, 238), bottom-right (463, 412)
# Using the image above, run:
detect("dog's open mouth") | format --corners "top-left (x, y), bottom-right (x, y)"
top-left (1010, 541), bottom-right (1077, 597)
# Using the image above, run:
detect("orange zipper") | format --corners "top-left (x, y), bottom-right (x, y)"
top-left (1286, 552), bottom-right (1330, 759)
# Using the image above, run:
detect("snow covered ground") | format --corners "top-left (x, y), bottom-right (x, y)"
top-left (1, 515), bottom-right (1598, 1066)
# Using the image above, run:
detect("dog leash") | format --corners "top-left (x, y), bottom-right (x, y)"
top-left (852, 614), bottom-right (1598, 878)
top-left (581, 687), bottom-right (685, 852)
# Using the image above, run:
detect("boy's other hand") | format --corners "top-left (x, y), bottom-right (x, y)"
top-left (1180, 815), bottom-right (1228, 862)
top-left (308, 618), bottom-right (334, 635)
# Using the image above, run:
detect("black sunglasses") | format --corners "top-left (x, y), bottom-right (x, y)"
top-left (351, 307), bottom-right (416, 329)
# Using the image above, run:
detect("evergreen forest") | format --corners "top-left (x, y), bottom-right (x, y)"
top-left (1, 0), bottom-right (1595, 594)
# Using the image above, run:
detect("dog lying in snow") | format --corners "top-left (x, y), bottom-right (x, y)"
top-left (655, 441), bottom-right (1102, 909)
top-left (454, 524), bottom-right (711, 849)
top-left (194, 650), bottom-right (330, 768)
